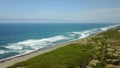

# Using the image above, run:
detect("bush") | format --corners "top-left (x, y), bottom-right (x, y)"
top-left (8, 44), bottom-right (94, 68)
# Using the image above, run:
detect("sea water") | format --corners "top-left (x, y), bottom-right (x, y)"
top-left (0, 23), bottom-right (119, 61)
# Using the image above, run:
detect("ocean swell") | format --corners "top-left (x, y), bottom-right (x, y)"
top-left (0, 24), bottom-right (119, 61)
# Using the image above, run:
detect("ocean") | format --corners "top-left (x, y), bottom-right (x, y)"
top-left (0, 23), bottom-right (119, 61)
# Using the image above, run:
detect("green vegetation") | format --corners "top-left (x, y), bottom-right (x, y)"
top-left (8, 44), bottom-right (94, 68)
top-left (8, 26), bottom-right (120, 68)
top-left (92, 26), bottom-right (120, 68)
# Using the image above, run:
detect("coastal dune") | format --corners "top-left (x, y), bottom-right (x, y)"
top-left (0, 39), bottom-right (80, 68)
top-left (0, 25), bottom-right (119, 68)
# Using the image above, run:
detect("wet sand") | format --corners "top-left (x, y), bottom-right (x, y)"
top-left (0, 38), bottom-right (83, 68)
top-left (0, 27), bottom-right (113, 68)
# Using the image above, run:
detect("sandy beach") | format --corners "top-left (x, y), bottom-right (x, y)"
top-left (0, 38), bottom-right (83, 68)
top-left (0, 26), bottom-right (118, 68)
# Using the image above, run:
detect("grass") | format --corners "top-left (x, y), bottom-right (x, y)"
top-left (8, 26), bottom-right (120, 68)
top-left (8, 44), bottom-right (94, 68)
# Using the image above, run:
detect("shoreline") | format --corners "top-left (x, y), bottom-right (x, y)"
top-left (0, 25), bottom-right (119, 68)
top-left (0, 33), bottom-right (96, 68)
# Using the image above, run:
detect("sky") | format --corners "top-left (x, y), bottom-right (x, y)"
top-left (0, 0), bottom-right (120, 23)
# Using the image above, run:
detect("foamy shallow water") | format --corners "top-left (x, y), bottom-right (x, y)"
top-left (0, 23), bottom-right (119, 61)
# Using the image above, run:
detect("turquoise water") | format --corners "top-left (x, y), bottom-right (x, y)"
top-left (0, 23), bottom-right (119, 60)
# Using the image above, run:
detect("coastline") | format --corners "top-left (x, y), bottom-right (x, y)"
top-left (0, 25), bottom-right (119, 68)
top-left (0, 33), bottom-right (96, 68)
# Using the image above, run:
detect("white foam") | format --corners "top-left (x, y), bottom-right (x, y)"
top-left (72, 28), bottom-right (99, 39)
top-left (1, 24), bottom-right (119, 61)
top-left (100, 24), bottom-right (119, 31)
top-left (0, 50), bottom-right (6, 54)
top-left (69, 34), bottom-right (75, 36)
top-left (6, 44), bottom-right (23, 50)
top-left (4, 35), bottom-right (69, 54)
top-left (76, 24), bottom-right (120, 39)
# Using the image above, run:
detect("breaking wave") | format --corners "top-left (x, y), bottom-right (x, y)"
top-left (0, 24), bottom-right (119, 61)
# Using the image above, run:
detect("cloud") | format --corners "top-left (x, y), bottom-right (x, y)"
top-left (66, 8), bottom-right (120, 22)
top-left (0, 8), bottom-right (120, 23)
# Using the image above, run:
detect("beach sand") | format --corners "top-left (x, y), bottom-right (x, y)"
top-left (0, 28), bottom-right (111, 68)
top-left (0, 25), bottom-right (119, 68)
top-left (0, 38), bottom-right (84, 68)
